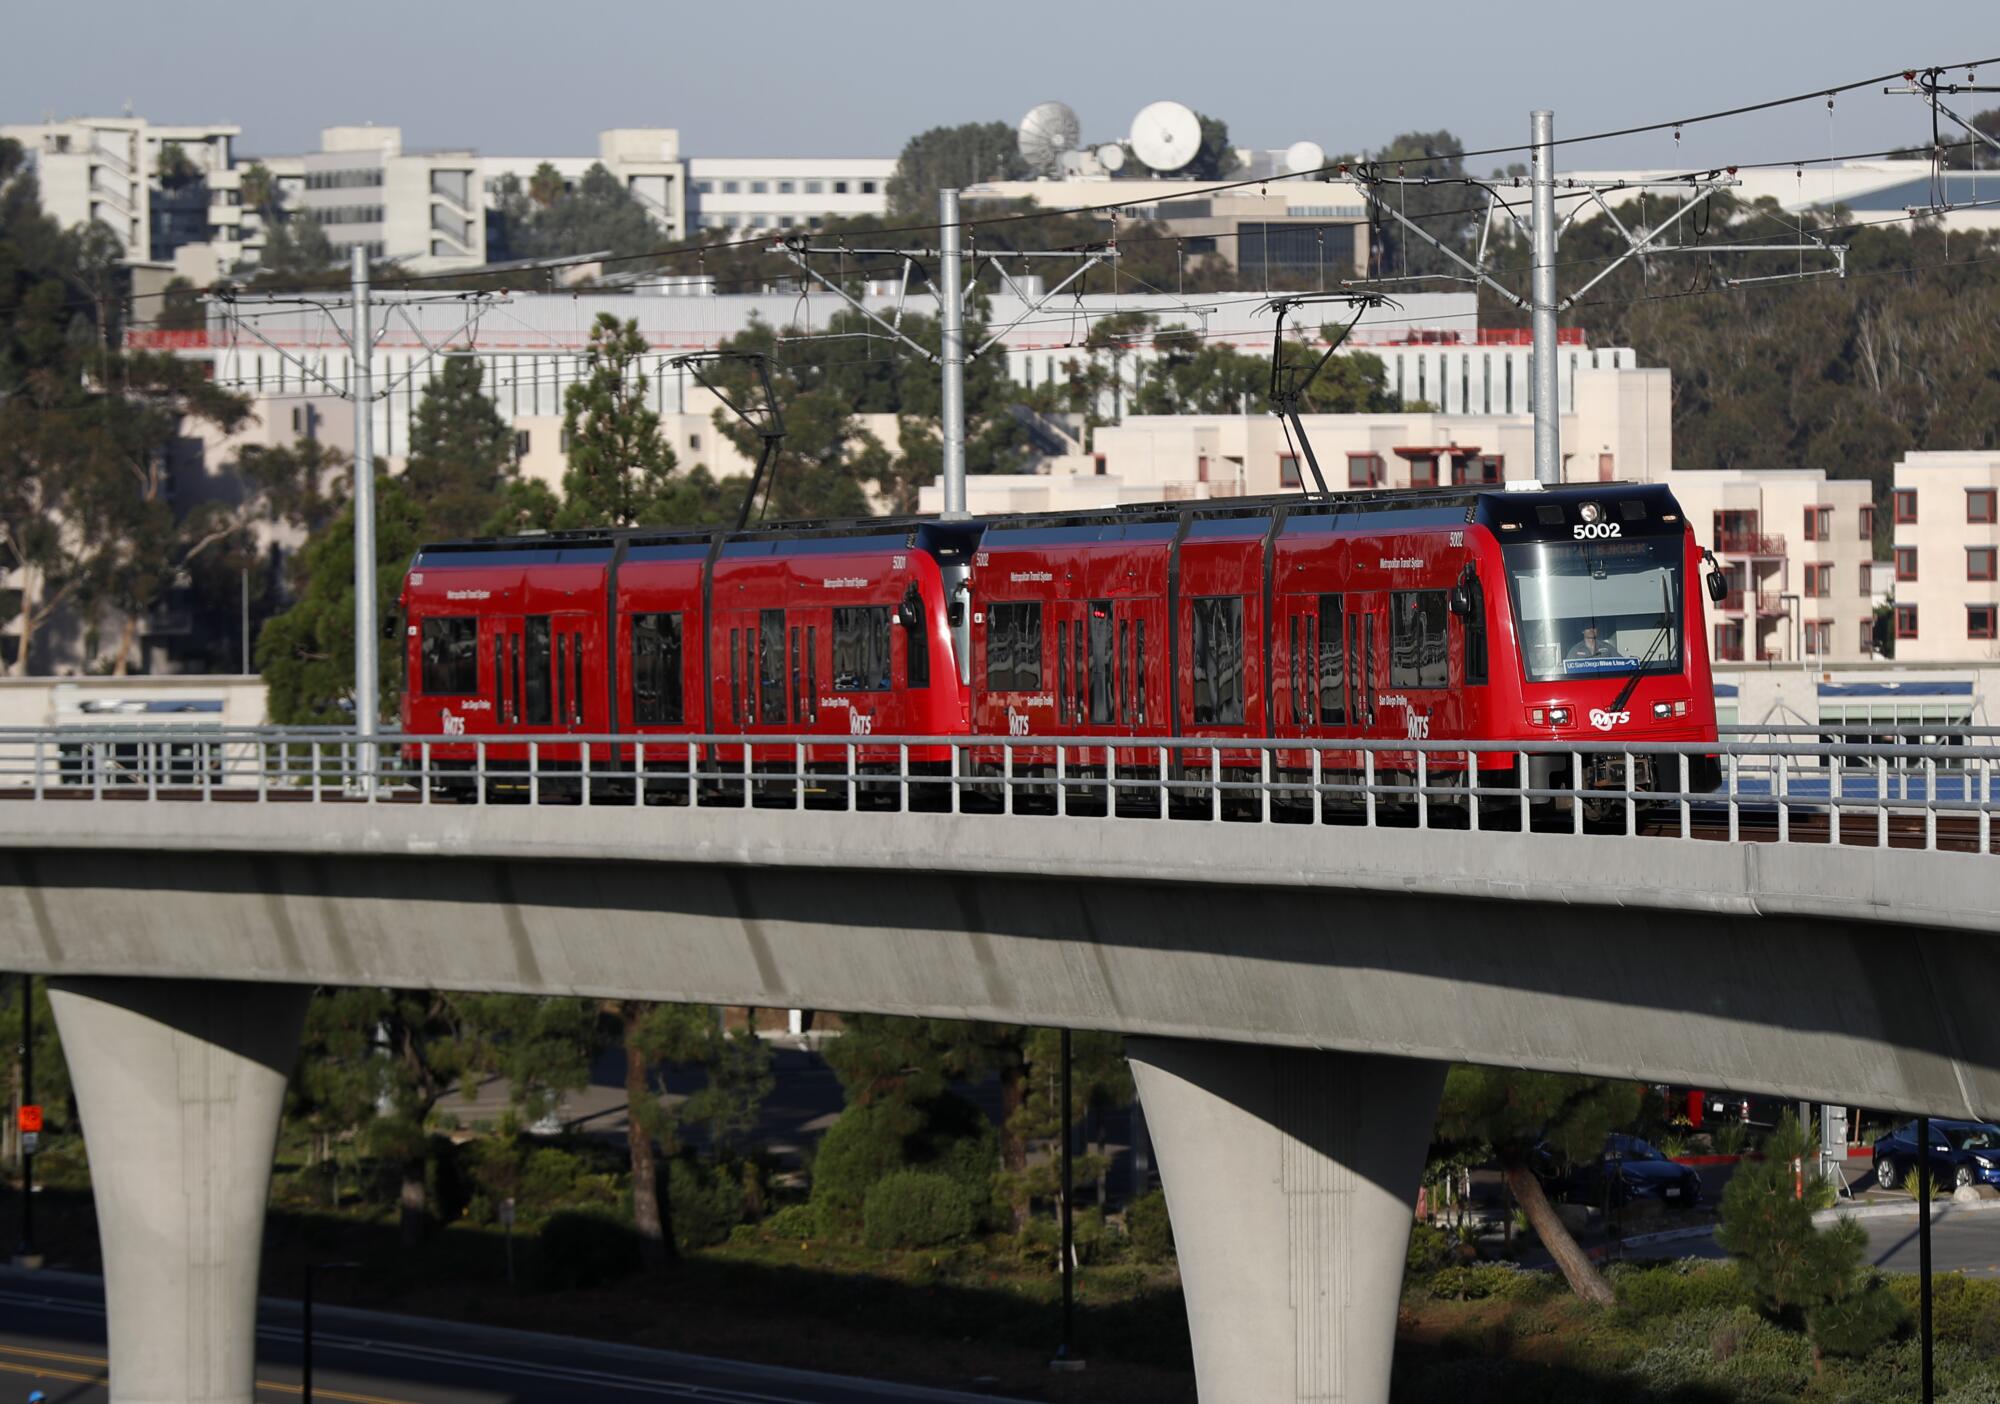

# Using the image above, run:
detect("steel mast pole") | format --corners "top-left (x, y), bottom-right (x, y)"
top-left (350, 246), bottom-right (378, 789)
top-left (938, 187), bottom-right (968, 519)
top-left (1530, 109), bottom-right (1561, 486)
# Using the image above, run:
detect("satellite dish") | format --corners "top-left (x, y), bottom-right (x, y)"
top-left (1130, 100), bottom-right (1202, 173)
top-left (1017, 102), bottom-right (1083, 177)
top-left (1284, 140), bottom-right (1327, 176)
top-left (1097, 143), bottom-right (1127, 173)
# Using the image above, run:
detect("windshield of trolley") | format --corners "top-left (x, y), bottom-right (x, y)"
top-left (1504, 536), bottom-right (1684, 683)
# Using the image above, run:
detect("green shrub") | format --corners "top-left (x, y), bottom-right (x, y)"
top-left (808, 1093), bottom-right (996, 1232)
top-left (1887, 1271), bottom-right (2000, 1353)
top-left (1807, 1275), bottom-right (1906, 1358)
top-left (1125, 1190), bottom-right (1174, 1264)
top-left (531, 1210), bottom-right (640, 1291)
top-left (763, 1202), bottom-right (818, 1241)
top-left (1609, 1259), bottom-right (1754, 1325)
top-left (1427, 1263), bottom-right (1556, 1303)
top-left (1405, 1222), bottom-right (1452, 1277)
top-left (863, 1170), bottom-right (977, 1249)
top-left (667, 1157), bottom-right (743, 1250)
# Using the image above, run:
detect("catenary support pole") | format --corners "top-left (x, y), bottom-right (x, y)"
top-left (1530, 109), bottom-right (1561, 486)
top-left (1056, 1025), bottom-right (1076, 1366)
top-left (49, 977), bottom-right (311, 1404)
top-left (350, 245), bottom-right (378, 790)
top-left (1128, 1039), bottom-right (1444, 1404)
top-left (938, 187), bottom-right (968, 520)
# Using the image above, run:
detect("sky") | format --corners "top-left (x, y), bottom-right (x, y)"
top-left (4, 1), bottom-right (1995, 176)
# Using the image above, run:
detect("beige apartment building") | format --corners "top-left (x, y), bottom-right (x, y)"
top-left (1888, 451), bottom-right (2000, 663)
top-left (1660, 470), bottom-right (1877, 664)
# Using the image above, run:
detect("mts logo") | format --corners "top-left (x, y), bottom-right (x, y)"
top-left (1589, 709), bottom-right (1630, 732)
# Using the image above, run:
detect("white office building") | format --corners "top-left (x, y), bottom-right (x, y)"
top-left (686, 158), bottom-right (894, 234)
top-left (1889, 450), bottom-right (2000, 662)
top-left (0, 116), bottom-right (245, 271)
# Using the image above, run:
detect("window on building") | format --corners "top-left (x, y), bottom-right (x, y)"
top-left (722, 180), bottom-right (740, 194)
top-left (1894, 488), bottom-right (1918, 524)
top-left (1597, 452), bottom-right (1614, 482)
top-left (1389, 591), bottom-right (1449, 688)
top-left (1972, 546), bottom-right (1998, 581)
top-left (984, 602), bottom-right (1042, 692)
top-left (1970, 488), bottom-right (1997, 524)
top-left (860, 181), bottom-right (878, 194)
top-left (831, 606), bottom-right (891, 691)
top-left (1805, 620), bottom-right (1832, 656)
top-left (1971, 604), bottom-right (1999, 640)
top-left (1860, 565), bottom-right (1875, 597)
top-left (1713, 621), bottom-right (1744, 662)
top-left (1804, 505), bottom-right (1832, 541)
top-left (512, 430), bottom-right (529, 460)
top-left (1191, 596), bottom-right (1246, 724)
top-left (1347, 454), bottom-right (1381, 488)
top-left (694, 180), bottom-right (713, 194)
top-left (630, 613), bottom-right (683, 725)
top-left (1279, 454), bottom-right (1301, 488)
top-left (1408, 455), bottom-right (1438, 489)
top-left (1895, 546), bottom-right (1918, 582)
top-left (750, 181), bottom-right (769, 194)
top-left (1804, 563), bottom-right (1833, 597)
top-left (1861, 619), bottom-right (1877, 654)
top-left (1896, 603), bottom-right (1919, 639)
top-left (1859, 504), bottom-right (1876, 541)
top-left (833, 180), bottom-right (849, 194)
top-left (419, 618), bottom-right (479, 695)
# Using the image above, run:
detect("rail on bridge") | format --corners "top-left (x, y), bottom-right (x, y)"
top-left (2, 725), bottom-right (1996, 1404)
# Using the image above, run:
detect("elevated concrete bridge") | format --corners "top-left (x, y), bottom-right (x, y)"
top-left (3, 728), bottom-right (1997, 1404)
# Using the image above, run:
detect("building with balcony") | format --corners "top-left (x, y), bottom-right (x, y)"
top-left (1657, 470), bottom-right (1876, 664)
top-left (686, 157), bottom-right (894, 234)
top-left (1887, 450), bottom-right (2000, 663)
top-left (0, 116), bottom-right (244, 270)
top-left (295, 126), bottom-right (483, 270)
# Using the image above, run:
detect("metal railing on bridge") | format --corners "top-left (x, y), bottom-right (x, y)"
top-left (0, 725), bottom-right (1994, 855)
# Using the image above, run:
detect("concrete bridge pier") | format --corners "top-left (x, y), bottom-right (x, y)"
top-left (1128, 1038), bottom-right (1444, 1404)
top-left (49, 977), bottom-right (311, 1404)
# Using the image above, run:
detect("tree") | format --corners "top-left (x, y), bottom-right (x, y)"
top-left (1364, 130), bottom-right (1476, 280)
top-left (257, 470), bottom-right (425, 724)
top-left (887, 122), bottom-right (1029, 221)
top-left (256, 215), bottom-right (338, 280)
top-left (1435, 1066), bottom-right (1639, 1304)
top-left (1187, 112), bottom-right (1241, 182)
top-left (157, 277), bottom-right (203, 331)
top-left (556, 314), bottom-right (684, 528)
top-left (528, 162), bottom-right (566, 210)
top-left (402, 356), bottom-right (514, 538)
top-left (1084, 311), bottom-right (1156, 422)
top-left (1716, 1112), bottom-right (1905, 1361)
top-left (238, 161), bottom-right (279, 219)
top-left (154, 142), bottom-right (199, 189)
top-left (999, 1029), bottom-right (1132, 1226)
top-left (494, 164), bottom-right (659, 262)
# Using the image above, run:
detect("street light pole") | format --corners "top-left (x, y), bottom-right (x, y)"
top-left (13, 978), bottom-right (31, 1266)
top-left (1052, 1026), bottom-right (1081, 1372)
top-left (301, 1259), bottom-right (360, 1404)
top-left (1918, 1113), bottom-right (1934, 1404)
top-left (938, 187), bottom-right (968, 521)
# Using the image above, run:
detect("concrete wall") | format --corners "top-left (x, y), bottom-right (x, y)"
top-left (0, 801), bottom-right (1995, 1119)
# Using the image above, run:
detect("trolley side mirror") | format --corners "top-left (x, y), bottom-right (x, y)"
top-left (1706, 571), bottom-right (1729, 605)
top-left (1449, 564), bottom-right (1481, 618)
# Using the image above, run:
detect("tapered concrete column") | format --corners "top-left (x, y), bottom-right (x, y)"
top-left (1128, 1039), bottom-right (1445, 1404)
top-left (49, 978), bottom-right (311, 1404)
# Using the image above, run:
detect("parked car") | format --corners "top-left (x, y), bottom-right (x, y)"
top-left (1870, 1119), bottom-right (2000, 1192)
top-left (1536, 1133), bottom-right (1703, 1210)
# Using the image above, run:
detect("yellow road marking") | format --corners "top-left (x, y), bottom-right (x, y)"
top-left (0, 1341), bottom-right (419, 1404)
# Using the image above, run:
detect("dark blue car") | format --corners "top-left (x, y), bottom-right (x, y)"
top-left (1871, 1119), bottom-right (2000, 1192)
top-left (1538, 1133), bottom-right (1703, 1210)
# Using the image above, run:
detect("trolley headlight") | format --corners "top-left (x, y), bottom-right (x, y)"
top-left (1547, 707), bottom-right (1571, 726)
top-left (1654, 702), bottom-right (1674, 719)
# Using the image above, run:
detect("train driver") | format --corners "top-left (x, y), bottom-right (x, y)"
top-left (1567, 623), bottom-right (1617, 660)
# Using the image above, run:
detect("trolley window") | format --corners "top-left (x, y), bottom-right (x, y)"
top-left (420, 617), bottom-right (478, 696)
top-left (1503, 537), bottom-right (1683, 682)
top-left (832, 606), bottom-right (892, 692)
top-left (630, 613), bottom-right (683, 726)
top-left (1318, 595), bottom-right (1345, 724)
top-left (805, 625), bottom-right (818, 720)
top-left (985, 602), bottom-right (1043, 692)
top-left (790, 626), bottom-right (803, 723)
top-left (901, 584), bottom-right (931, 689)
top-left (1191, 595), bottom-right (1246, 725)
top-left (758, 609), bottom-right (786, 724)
top-left (1057, 619), bottom-right (1071, 719)
top-left (728, 628), bottom-right (741, 723)
top-left (1135, 620), bottom-right (1147, 725)
top-left (1089, 602), bottom-right (1116, 725)
top-left (523, 617), bottom-right (552, 725)
top-left (1390, 592), bottom-right (1449, 690)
